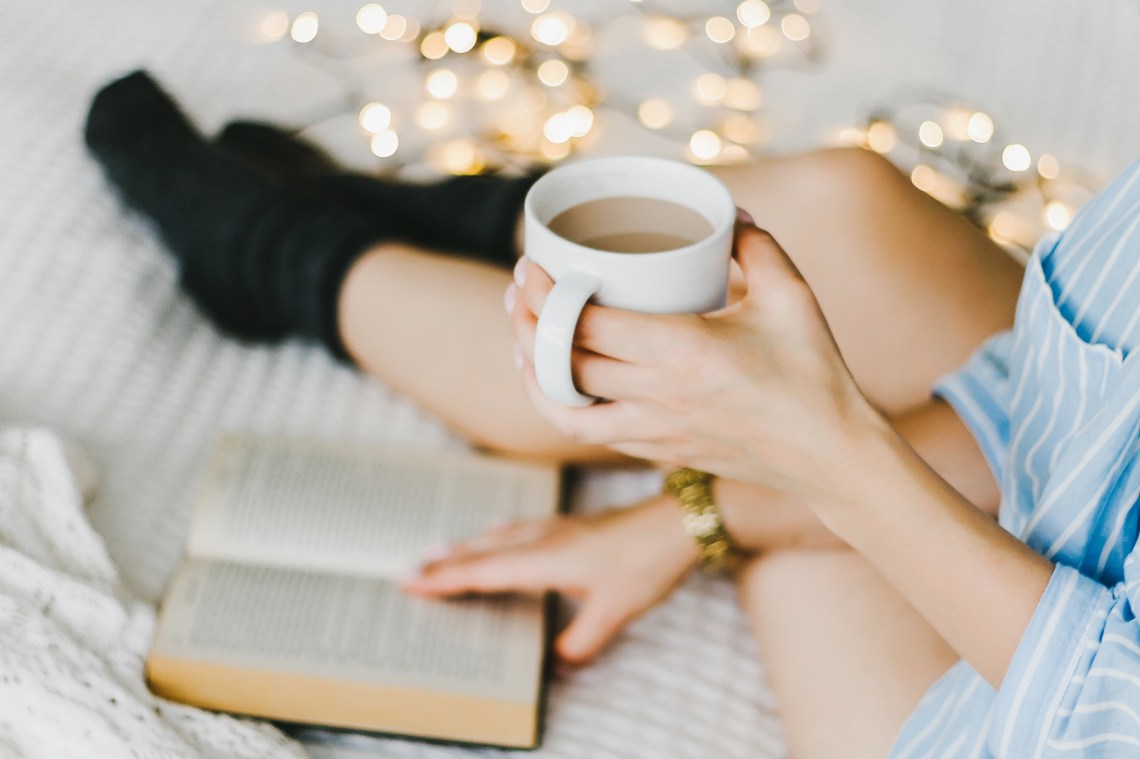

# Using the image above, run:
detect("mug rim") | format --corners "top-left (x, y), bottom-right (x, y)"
top-left (523, 155), bottom-right (735, 260)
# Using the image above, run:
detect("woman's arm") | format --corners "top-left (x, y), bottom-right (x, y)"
top-left (508, 223), bottom-right (1048, 686)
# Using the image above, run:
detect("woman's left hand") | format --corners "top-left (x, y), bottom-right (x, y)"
top-left (507, 222), bottom-right (885, 500)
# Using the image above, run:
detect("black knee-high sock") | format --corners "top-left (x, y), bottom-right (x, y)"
top-left (84, 71), bottom-right (390, 359)
top-left (216, 121), bottom-right (538, 269)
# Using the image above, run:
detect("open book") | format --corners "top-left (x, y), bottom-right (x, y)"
top-left (147, 436), bottom-right (562, 749)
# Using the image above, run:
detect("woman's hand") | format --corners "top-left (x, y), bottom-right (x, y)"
top-left (506, 222), bottom-right (885, 501)
top-left (402, 494), bottom-right (698, 665)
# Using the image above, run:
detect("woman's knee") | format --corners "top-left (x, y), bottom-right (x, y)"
top-left (787, 147), bottom-right (906, 203)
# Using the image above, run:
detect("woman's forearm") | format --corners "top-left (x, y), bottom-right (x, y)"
top-left (813, 411), bottom-right (1052, 688)
top-left (714, 398), bottom-right (1001, 553)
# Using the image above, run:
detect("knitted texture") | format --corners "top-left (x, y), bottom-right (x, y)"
top-left (0, 427), bottom-right (307, 759)
top-left (2, 2), bottom-right (1139, 758)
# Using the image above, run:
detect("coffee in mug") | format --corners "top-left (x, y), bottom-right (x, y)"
top-left (546, 197), bottom-right (715, 254)
top-left (524, 156), bottom-right (735, 407)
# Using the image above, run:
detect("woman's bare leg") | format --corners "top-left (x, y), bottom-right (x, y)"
top-left (338, 245), bottom-right (616, 461)
top-left (739, 550), bottom-right (959, 759)
top-left (338, 149), bottom-right (1022, 460)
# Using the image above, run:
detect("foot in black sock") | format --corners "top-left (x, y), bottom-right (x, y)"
top-left (216, 120), bottom-right (539, 269)
top-left (84, 71), bottom-right (392, 358)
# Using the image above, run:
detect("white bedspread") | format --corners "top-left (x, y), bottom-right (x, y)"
top-left (2, 1), bottom-right (1138, 757)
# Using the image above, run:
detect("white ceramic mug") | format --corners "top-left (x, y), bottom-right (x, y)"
top-left (524, 156), bottom-right (736, 406)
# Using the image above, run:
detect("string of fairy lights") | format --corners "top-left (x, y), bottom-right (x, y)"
top-left (835, 93), bottom-right (1098, 254)
top-left (253, 0), bottom-right (1098, 253)
top-left (255, 0), bottom-right (823, 173)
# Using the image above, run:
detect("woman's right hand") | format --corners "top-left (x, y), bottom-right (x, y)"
top-left (402, 494), bottom-right (698, 666)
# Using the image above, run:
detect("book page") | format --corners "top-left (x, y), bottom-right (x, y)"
top-left (187, 436), bottom-right (560, 577)
top-left (153, 560), bottom-right (544, 704)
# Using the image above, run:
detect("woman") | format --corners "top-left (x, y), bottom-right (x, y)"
top-left (87, 71), bottom-right (1140, 757)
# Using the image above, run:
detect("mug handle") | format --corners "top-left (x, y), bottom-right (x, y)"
top-left (534, 269), bottom-right (602, 407)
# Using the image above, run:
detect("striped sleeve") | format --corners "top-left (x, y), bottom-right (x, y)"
top-left (988, 553), bottom-right (1140, 758)
top-left (932, 330), bottom-right (1015, 487)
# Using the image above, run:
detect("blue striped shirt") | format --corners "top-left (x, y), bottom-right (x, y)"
top-left (891, 158), bottom-right (1140, 758)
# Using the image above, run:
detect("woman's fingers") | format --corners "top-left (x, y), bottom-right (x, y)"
top-left (520, 366), bottom-right (672, 445)
top-left (734, 224), bottom-right (808, 295)
top-left (514, 260), bottom-right (687, 364)
top-left (404, 544), bottom-right (570, 597)
top-left (512, 287), bottom-right (659, 400)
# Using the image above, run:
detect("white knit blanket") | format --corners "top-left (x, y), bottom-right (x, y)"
top-left (3, 1), bottom-right (1139, 757)
top-left (0, 427), bottom-right (306, 758)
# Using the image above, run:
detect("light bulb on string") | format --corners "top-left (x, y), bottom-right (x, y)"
top-left (544, 112), bottom-right (573, 144)
top-left (538, 59), bottom-right (569, 87)
top-left (944, 109), bottom-right (972, 141)
top-left (910, 164), bottom-right (936, 192)
top-left (638, 99), bottom-right (673, 129)
top-left (421, 31), bottom-right (449, 59)
top-left (689, 130), bottom-right (722, 161)
top-left (370, 130), bottom-right (398, 158)
top-left (444, 21), bottom-right (478, 53)
top-left (706, 16), bottom-right (736, 43)
top-left (1038, 153), bottom-right (1060, 179)
top-left (737, 1), bottom-right (772, 28)
top-left (356, 4), bottom-right (387, 34)
top-left (482, 36), bottom-right (516, 65)
top-left (531, 13), bottom-right (572, 46)
top-left (644, 17), bottom-right (687, 50)
top-left (426, 68), bottom-right (458, 99)
top-left (866, 121), bottom-right (897, 153)
top-left (1002, 143), bottom-right (1031, 172)
top-left (966, 112), bottom-right (993, 143)
top-left (521, 0), bottom-right (550, 14)
top-left (290, 11), bottom-right (319, 43)
top-left (379, 14), bottom-right (407, 40)
top-left (693, 73), bottom-right (728, 104)
top-left (358, 102), bottom-right (392, 133)
top-left (564, 105), bottom-right (594, 137)
top-left (794, 0), bottom-right (822, 12)
top-left (436, 139), bottom-right (485, 174)
top-left (740, 25), bottom-right (781, 57)
top-left (259, 11), bottom-right (289, 41)
top-left (1044, 201), bottom-right (1071, 231)
top-left (918, 120), bottom-right (943, 148)
top-left (399, 17), bottom-right (420, 41)
top-left (780, 14), bottom-right (810, 41)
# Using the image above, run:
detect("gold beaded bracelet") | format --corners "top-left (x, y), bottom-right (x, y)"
top-left (663, 467), bottom-right (740, 574)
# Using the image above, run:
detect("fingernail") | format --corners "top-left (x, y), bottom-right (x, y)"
top-left (423, 542), bottom-right (452, 562)
top-left (736, 207), bottom-right (755, 226)
top-left (504, 284), bottom-right (517, 315)
top-left (513, 257), bottom-right (528, 287)
top-left (513, 342), bottom-right (524, 369)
